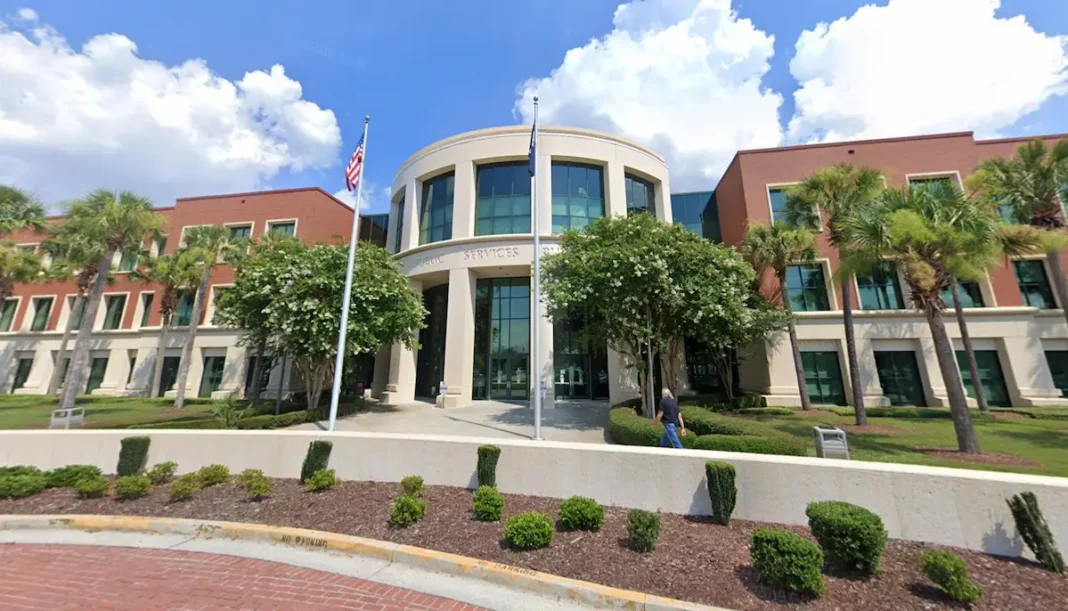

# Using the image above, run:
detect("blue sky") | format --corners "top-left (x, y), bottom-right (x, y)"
top-left (1, 0), bottom-right (1066, 214)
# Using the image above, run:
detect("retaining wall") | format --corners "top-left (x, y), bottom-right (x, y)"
top-left (1, 430), bottom-right (1065, 559)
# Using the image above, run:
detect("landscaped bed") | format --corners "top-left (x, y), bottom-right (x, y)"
top-left (2, 478), bottom-right (1065, 611)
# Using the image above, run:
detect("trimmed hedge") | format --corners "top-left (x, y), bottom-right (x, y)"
top-left (74, 476), bottom-right (110, 499)
top-left (46, 464), bottom-right (102, 488)
top-left (737, 407), bottom-right (795, 416)
top-left (146, 462), bottom-right (178, 485)
top-left (0, 474), bottom-right (47, 499)
top-left (504, 512), bottom-right (554, 550)
top-left (114, 475), bottom-right (152, 500)
top-left (705, 461), bottom-right (737, 525)
top-left (390, 494), bottom-right (426, 527)
top-left (301, 441), bottom-right (333, 483)
top-left (922, 550), bottom-right (983, 605)
top-left (558, 496), bottom-right (605, 531)
top-left (806, 501), bottom-right (888, 576)
top-left (681, 406), bottom-right (752, 436)
top-left (0, 466), bottom-right (43, 478)
top-left (750, 528), bottom-right (825, 597)
top-left (627, 509), bottom-right (660, 552)
top-left (691, 434), bottom-right (807, 456)
top-left (472, 486), bottom-right (505, 521)
top-left (1007, 491), bottom-right (1064, 573)
top-left (477, 445), bottom-right (501, 488)
top-left (169, 473), bottom-right (200, 501)
top-left (827, 407), bottom-right (952, 419)
top-left (608, 407), bottom-right (698, 448)
top-left (117, 436), bottom-right (150, 476)
top-left (609, 406), bottom-right (806, 456)
top-left (306, 468), bottom-right (338, 492)
top-left (196, 464), bottom-right (230, 487)
top-left (400, 475), bottom-right (424, 496)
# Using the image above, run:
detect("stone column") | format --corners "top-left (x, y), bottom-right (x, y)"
top-left (762, 334), bottom-right (804, 407)
top-left (605, 160), bottom-right (628, 218)
top-left (452, 162), bottom-right (475, 239)
top-left (918, 335), bottom-right (954, 407)
top-left (855, 340), bottom-right (892, 407)
top-left (442, 269), bottom-right (475, 408)
top-left (382, 278), bottom-right (422, 405)
top-left (370, 344), bottom-right (391, 398)
top-left (655, 176), bottom-right (673, 223)
top-left (607, 347), bottom-right (639, 406)
top-left (400, 178), bottom-right (421, 252)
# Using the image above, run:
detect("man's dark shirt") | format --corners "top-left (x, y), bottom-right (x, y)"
top-left (658, 397), bottom-right (680, 427)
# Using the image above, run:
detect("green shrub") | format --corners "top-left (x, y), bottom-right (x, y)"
top-left (168, 473), bottom-right (200, 502)
top-left (306, 468), bottom-right (337, 492)
top-left (196, 464), bottom-right (230, 487)
top-left (737, 407), bottom-right (794, 416)
top-left (806, 501), bottom-right (888, 576)
top-left (117, 436), bottom-right (151, 476)
top-left (705, 461), bottom-right (737, 526)
top-left (691, 434), bottom-right (807, 456)
top-left (235, 411), bottom-right (308, 429)
top-left (504, 512), bottom-right (554, 550)
top-left (0, 466), bottom-right (44, 478)
top-left (46, 464), bottom-right (103, 488)
top-left (607, 407), bottom-right (698, 448)
top-left (300, 441), bottom-right (333, 483)
top-left (237, 469), bottom-right (273, 500)
top-left (1007, 492), bottom-right (1064, 573)
top-left (750, 528), bottom-right (825, 597)
top-left (212, 397), bottom-right (250, 428)
top-left (472, 486), bottom-right (505, 521)
top-left (627, 509), bottom-right (660, 552)
top-left (390, 493), bottom-right (426, 526)
top-left (922, 550), bottom-right (983, 605)
top-left (0, 474), bottom-right (47, 499)
top-left (558, 496), bottom-right (605, 531)
top-left (400, 475), bottom-right (424, 496)
top-left (74, 475), bottom-right (110, 499)
top-left (681, 406), bottom-right (751, 436)
top-left (477, 445), bottom-right (501, 488)
top-left (114, 475), bottom-right (152, 500)
top-left (146, 462), bottom-right (178, 485)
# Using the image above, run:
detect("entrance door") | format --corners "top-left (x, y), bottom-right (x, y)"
top-left (554, 354), bottom-right (589, 399)
top-left (489, 356), bottom-right (528, 399)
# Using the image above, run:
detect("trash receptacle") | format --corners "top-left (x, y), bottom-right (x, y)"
top-left (812, 425), bottom-right (850, 459)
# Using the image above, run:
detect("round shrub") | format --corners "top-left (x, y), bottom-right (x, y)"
top-left (750, 528), bottom-right (825, 597)
top-left (806, 501), bottom-right (888, 576)
top-left (922, 550), bottom-right (983, 605)
top-left (46, 464), bottom-right (102, 488)
top-left (168, 473), bottom-right (200, 502)
top-left (114, 475), bottom-right (152, 500)
top-left (504, 512), bottom-right (554, 550)
top-left (146, 462), bottom-right (178, 485)
top-left (306, 468), bottom-right (337, 492)
top-left (75, 475), bottom-right (110, 499)
top-left (0, 466), bottom-right (44, 478)
top-left (627, 509), bottom-right (660, 553)
top-left (472, 486), bottom-right (505, 522)
top-left (237, 469), bottom-right (273, 501)
top-left (0, 474), bottom-right (47, 499)
top-left (558, 496), bottom-right (605, 531)
top-left (196, 464), bottom-right (230, 487)
top-left (390, 493), bottom-right (426, 527)
top-left (400, 475), bottom-right (424, 496)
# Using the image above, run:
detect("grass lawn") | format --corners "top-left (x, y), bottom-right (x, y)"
top-left (733, 407), bottom-right (1068, 478)
top-left (0, 395), bottom-right (218, 430)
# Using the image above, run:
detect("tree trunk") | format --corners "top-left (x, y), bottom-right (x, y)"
top-left (48, 293), bottom-right (84, 396)
top-left (173, 270), bottom-right (211, 409)
top-left (923, 307), bottom-right (981, 454)
top-left (60, 248), bottom-right (114, 409)
top-left (950, 277), bottom-right (988, 412)
top-left (149, 313), bottom-right (172, 398)
top-left (645, 305), bottom-right (655, 417)
top-left (787, 319), bottom-right (813, 411)
top-left (841, 278), bottom-right (867, 425)
top-left (1045, 251), bottom-right (1068, 329)
top-left (248, 339), bottom-right (267, 402)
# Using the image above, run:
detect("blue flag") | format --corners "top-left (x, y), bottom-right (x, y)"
top-left (528, 121), bottom-right (536, 177)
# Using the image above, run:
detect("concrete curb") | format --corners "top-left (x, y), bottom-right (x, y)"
top-left (0, 515), bottom-right (728, 611)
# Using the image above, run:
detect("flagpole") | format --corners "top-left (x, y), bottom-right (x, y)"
top-left (531, 97), bottom-right (542, 441)
top-left (328, 115), bottom-right (369, 432)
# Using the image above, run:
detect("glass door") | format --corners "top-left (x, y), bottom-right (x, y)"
top-left (554, 355), bottom-right (589, 399)
top-left (490, 356), bottom-right (528, 399)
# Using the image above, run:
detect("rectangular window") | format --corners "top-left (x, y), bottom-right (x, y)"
top-left (1045, 350), bottom-right (1068, 397)
top-left (85, 357), bottom-right (108, 394)
top-left (956, 350), bottom-right (1010, 407)
top-left (155, 237), bottom-right (168, 256)
top-left (357, 213), bottom-right (389, 247)
top-left (228, 225), bottom-right (252, 240)
top-left (857, 262), bottom-right (905, 310)
top-left (12, 358), bottom-right (33, 391)
top-left (0, 299), bottom-right (16, 332)
top-left (267, 221), bottom-right (296, 237)
top-left (211, 287), bottom-right (229, 325)
top-left (874, 351), bottom-right (926, 406)
top-left (394, 197), bottom-right (405, 252)
top-left (67, 296), bottom-right (87, 330)
top-left (245, 356), bottom-right (273, 395)
top-left (624, 173), bottom-right (655, 216)
top-left (1013, 259), bottom-right (1056, 309)
top-left (199, 355), bottom-right (226, 398)
top-left (768, 188), bottom-right (790, 223)
top-left (551, 162), bottom-right (605, 234)
top-left (139, 294), bottom-right (154, 327)
top-left (785, 264), bottom-right (830, 312)
top-left (127, 354), bottom-right (137, 385)
top-left (419, 173), bottom-right (454, 244)
top-left (174, 292), bottom-right (194, 327)
top-left (102, 295), bottom-right (126, 330)
top-left (117, 251), bottom-right (137, 272)
top-left (908, 176), bottom-right (954, 192)
top-left (158, 356), bottom-right (181, 396)
top-left (475, 162), bottom-right (531, 236)
top-left (30, 297), bottom-right (53, 331)
top-left (672, 192), bottom-right (719, 241)
top-left (57, 357), bottom-right (70, 386)
top-left (800, 351), bottom-right (846, 405)
top-left (940, 281), bottom-right (985, 308)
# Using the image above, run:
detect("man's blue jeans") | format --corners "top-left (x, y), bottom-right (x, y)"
top-left (660, 423), bottom-right (683, 449)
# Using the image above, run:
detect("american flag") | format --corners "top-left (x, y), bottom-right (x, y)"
top-left (345, 134), bottom-right (365, 192)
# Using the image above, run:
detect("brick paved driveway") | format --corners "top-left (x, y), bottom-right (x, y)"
top-left (0, 544), bottom-right (484, 610)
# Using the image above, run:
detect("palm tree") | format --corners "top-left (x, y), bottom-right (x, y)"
top-left (0, 185), bottom-right (46, 235)
top-left (172, 225), bottom-right (235, 409)
top-left (58, 190), bottom-right (163, 409)
top-left (787, 164), bottom-right (884, 424)
top-left (0, 247), bottom-right (40, 304)
top-left (742, 222), bottom-right (818, 410)
top-left (134, 249), bottom-right (199, 398)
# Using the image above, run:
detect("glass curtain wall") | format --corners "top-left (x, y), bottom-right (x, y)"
top-left (472, 278), bottom-right (530, 400)
top-left (419, 173), bottom-right (454, 245)
top-left (551, 163), bottom-right (604, 234)
top-left (624, 173), bottom-right (655, 216)
top-left (476, 162), bottom-right (531, 235)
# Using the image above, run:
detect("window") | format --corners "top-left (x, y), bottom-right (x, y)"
top-left (785, 265), bottom-right (830, 312)
top-left (672, 191), bottom-right (720, 241)
top-left (800, 351), bottom-right (846, 405)
top-left (768, 188), bottom-right (790, 223)
top-left (117, 251), bottom-right (137, 272)
top-left (267, 221), bottom-right (296, 237)
top-left (624, 173), bottom-right (655, 216)
top-left (85, 357), bottom-right (108, 394)
top-left (15, 244), bottom-right (36, 255)
top-left (0, 299), bottom-right (16, 332)
top-left (211, 287), bottom-right (229, 325)
top-left (30, 297), bottom-right (53, 331)
top-left (476, 162), bottom-right (531, 236)
top-left (139, 293), bottom-right (154, 327)
top-left (956, 350), bottom-right (1010, 407)
top-left (174, 292), bottom-right (194, 326)
top-left (1013, 259), bottom-right (1056, 309)
top-left (857, 262), bottom-right (904, 310)
top-left (358, 213), bottom-right (389, 247)
top-left (155, 237), bottom-right (168, 256)
top-left (245, 356), bottom-right (273, 395)
top-left (940, 281), bottom-right (985, 308)
top-left (102, 295), bottom-right (126, 330)
top-left (228, 225), bottom-right (252, 240)
top-left (158, 356), bottom-right (181, 396)
top-left (908, 176), bottom-right (954, 192)
top-left (551, 163), bottom-right (604, 234)
top-left (12, 358), bottom-right (33, 391)
top-left (1045, 351), bottom-right (1068, 397)
top-left (127, 354), bottom-right (137, 385)
top-left (419, 173), bottom-right (454, 244)
top-left (199, 356), bottom-right (226, 398)
top-left (394, 197), bottom-right (405, 252)
top-left (874, 351), bottom-right (926, 406)
top-left (66, 296), bottom-right (87, 330)
top-left (57, 357), bottom-right (70, 386)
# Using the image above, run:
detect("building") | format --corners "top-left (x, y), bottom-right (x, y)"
top-left (3, 126), bottom-right (1068, 408)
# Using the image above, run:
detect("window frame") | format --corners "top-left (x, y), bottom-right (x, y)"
top-left (100, 293), bottom-right (129, 331)
top-left (550, 161), bottom-right (606, 235)
top-left (854, 261), bottom-right (906, 311)
top-left (418, 171), bottom-right (455, 245)
top-left (223, 221), bottom-right (255, 241)
top-left (905, 171), bottom-right (964, 192)
top-left (85, 356), bottom-right (109, 394)
top-left (1012, 257), bottom-right (1058, 309)
top-left (265, 218), bottom-right (299, 238)
top-left (206, 284), bottom-right (233, 327)
top-left (173, 290), bottom-right (196, 327)
top-left (474, 161), bottom-right (532, 237)
top-left (12, 356), bottom-right (34, 391)
top-left (27, 295), bottom-right (56, 332)
top-left (765, 182), bottom-right (823, 230)
top-left (784, 260), bottom-right (835, 312)
top-left (955, 348), bottom-right (1011, 407)
top-left (135, 291), bottom-right (155, 329)
top-left (0, 297), bottom-right (21, 333)
top-left (623, 171), bottom-right (656, 217)
top-left (873, 350), bottom-right (927, 407)
top-left (799, 349), bottom-right (848, 406)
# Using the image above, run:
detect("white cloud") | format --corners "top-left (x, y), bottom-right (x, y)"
top-left (16, 8), bottom-right (37, 21)
top-left (513, 0), bottom-right (783, 191)
top-left (332, 183), bottom-right (390, 212)
top-left (0, 17), bottom-right (342, 208)
top-left (788, 0), bottom-right (1068, 143)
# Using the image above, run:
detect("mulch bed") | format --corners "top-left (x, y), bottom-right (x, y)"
top-left (912, 448), bottom-right (1046, 468)
top-left (2, 481), bottom-right (1066, 611)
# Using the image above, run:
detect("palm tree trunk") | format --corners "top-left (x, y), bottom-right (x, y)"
top-left (923, 307), bottom-right (981, 454)
top-left (149, 314), bottom-right (172, 398)
top-left (787, 318), bottom-right (813, 411)
top-left (1045, 251), bottom-right (1068, 329)
top-left (47, 293), bottom-right (83, 396)
top-left (841, 278), bottom-right (867, 424)
top-left (173, 270), bottom-right (211, 409)
top-left (60, 248), bottom-right (114, 409)
top-left (950, 277), bottom-right (988, 412)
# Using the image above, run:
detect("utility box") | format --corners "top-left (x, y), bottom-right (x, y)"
top-left (812, 425), bottom-right (850, 459)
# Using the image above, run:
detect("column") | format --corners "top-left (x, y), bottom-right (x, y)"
top-left (452, 162), bottom-right (475, 239)
top-left (763, 334), bottom-right (804, 407)
top-left (382, 278), bottom-right (422, 404)
top-left (442, 269), bottom-right (475, 408)
top-left (218, 345), bottom-right (247, 398)
top-left (607, 347), bottom-right (639, 406)
top-left (918, 336), bottom-right (953, 407)
top-left (536, 151), bottom-right (553, 235)
top-left (655, 176), bottom-right (673, 223)
top-left (370, 344), bottom-right (391, 398)
top-left (605, 160), bottom-right (627, 218)
top-left (400, 178), bottom-right (421, 252)
top-left (856, 341), bottom-right (892, 407)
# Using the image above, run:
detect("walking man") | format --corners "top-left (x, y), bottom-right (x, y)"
top-left (655, 388), bottom-right (686, 448)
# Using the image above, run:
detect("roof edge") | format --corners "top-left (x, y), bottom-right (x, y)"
top-left (738, 131), bottom-right (976, 156)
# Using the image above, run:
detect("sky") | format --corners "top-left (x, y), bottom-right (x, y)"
top-left (1, 0), bottom-right (1066, 215)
